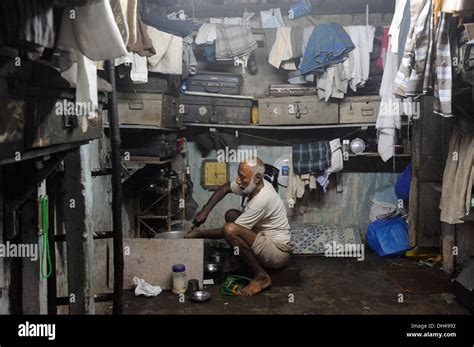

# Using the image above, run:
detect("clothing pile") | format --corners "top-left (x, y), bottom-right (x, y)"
top-left (111, 1), bottom-right (199, 82)
top-left (265, 22), bottom-right (377, 101)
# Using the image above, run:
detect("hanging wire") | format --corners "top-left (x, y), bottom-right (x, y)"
top-left (219, 127), bottom-right (363, 146)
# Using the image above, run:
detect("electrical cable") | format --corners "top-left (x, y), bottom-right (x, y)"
top-left (40, 196), bottom-right (52, 279)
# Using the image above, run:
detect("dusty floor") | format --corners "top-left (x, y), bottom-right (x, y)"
top-left (96, 254), bottom-right (470, 315)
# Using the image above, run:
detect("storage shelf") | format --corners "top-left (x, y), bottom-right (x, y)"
top-left (104, 123), bottom-right (185, 131)
top-left (0, 141), bottom-right (89, 166)
top-left (183, 122), bottom-right (411, 130)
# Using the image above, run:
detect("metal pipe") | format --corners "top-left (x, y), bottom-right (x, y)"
top-left (104, 60), bottom-right (124, 315)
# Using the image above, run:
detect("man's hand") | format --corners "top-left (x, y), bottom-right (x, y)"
top-left (184, 229), bottom-right (199, 239)
top-left (193, 209), bottom-right (209, 227)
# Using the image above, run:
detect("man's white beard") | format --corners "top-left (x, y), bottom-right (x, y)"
top-left (242, 179), bottom-right (256, 195)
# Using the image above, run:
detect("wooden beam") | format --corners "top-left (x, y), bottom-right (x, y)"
top-left (157, 0), bottom-right (396, 17)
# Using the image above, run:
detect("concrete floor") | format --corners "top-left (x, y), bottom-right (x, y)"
top-left (96, 254), bottom-right (470, 315)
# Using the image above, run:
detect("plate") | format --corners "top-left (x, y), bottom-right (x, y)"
top-left (189, 290), bottom-right (211, 303)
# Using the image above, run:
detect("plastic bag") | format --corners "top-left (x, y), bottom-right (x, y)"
top-left (260, 8), bottom-right (285, 28)
top-left (367, 217), bottom-right (410, 256)
top-left (369, 196), bottom-right (399, 222)
top-left (220, 275), bottom-right (252, 296)
top-left (133, 277), bottom-right (162, 297)
top-left (395, 164), bottom-right (411, 206)
top-left (327, 138), bottom-right (343, 173)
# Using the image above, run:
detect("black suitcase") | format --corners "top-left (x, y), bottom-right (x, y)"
top-left (180, 95), bottom-right (252, 125)
top-left (115, 68), bottom-right (181, 97)
top-left (184, 72), bottom-right (243, 95)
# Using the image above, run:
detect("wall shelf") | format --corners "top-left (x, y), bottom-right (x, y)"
top-left (183, 122), bottom-right (411, 130)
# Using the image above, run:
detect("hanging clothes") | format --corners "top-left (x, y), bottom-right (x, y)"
top-left (268, 27), bottom-right (297, 70)
top-left (393, 0), bottom-right (434, 98)
top-left (433, 12), bottom-right (453, 117)
top-left (57, 0), bottom-right (127, 118)
top-left (389, 0), bottom-right (409, 54)
top-left (0, 0), bottom-right (55, 60)
top-left (439, 129), bottom-right (474, 224)
top-left (377, 27), bottom-right (390, 70)
top-left (182, 35), bottom-right (197, 79)
top-left (195, 23), bottom-right (217, 45)
top-left (300, 23), bottom-right (355, 74)
top-left (215, 25), bottom-right (258, 61)
top-left (376, 0), bottom-right (408, 162)
top-left (316, 63), bottom-right (349, 101)
top-left (128, 17), bottom-right (156, 57)
top-left (292, 142), bottom-right (331, 174)
top-left (343, 25), bottom-right (376, 92)
top-left (398, 0), bottom-right (412, 67)
top-left (147, 26), bottom-right (183, 75)
top-left (442, 0), bottom-right (474, 14)
top-left (377, 37), bottom-right (403, 162)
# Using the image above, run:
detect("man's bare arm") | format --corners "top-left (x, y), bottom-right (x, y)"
top-left (193, 182), bottom-right (233, 226)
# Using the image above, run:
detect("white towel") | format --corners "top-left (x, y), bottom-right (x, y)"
top-left (57, 0), bottom-right (126, 121)
top-left (377, 36), bottom-right (402, 162)
top-left (269, 27), bottom-right (296, 70)
top-left (147, 26), bottom-right (183, 75)
top-left (344, 25), bottom-right (376, 92)
top-left (195, 23), bottom-right (217, 45)
top-left (130, 53), bottom-right (148, 83)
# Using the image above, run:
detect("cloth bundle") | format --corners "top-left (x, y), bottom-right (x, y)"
top-left (439, 129), bottom-right (474, 224)
top-left (215, 25), bottom-right (258, 61)
top-left (292, 141), bottom-right (331, 174)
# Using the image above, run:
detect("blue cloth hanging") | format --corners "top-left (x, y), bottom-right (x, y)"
top-left (300, 23), bottom-right (355, 74)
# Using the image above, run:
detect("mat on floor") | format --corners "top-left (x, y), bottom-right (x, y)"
top-left (382, 267), bottom-right (450, 294)
top-left (290, 224), bottom-right (362, 255)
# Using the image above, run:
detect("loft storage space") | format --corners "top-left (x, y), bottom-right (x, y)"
top-left (0, 0), bottom-right (473, 338)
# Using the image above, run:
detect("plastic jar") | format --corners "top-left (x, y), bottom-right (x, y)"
top-left (172, 264), bottom-right (187, 295)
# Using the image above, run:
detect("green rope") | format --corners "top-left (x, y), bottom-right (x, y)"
top-left (40, 196), bottom-right (52, 279)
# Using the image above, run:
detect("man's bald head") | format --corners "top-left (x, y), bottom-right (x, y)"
top-left (240, 157), bottom-right (265, 177)
top-left (236, 157), bottom-right (265, 194)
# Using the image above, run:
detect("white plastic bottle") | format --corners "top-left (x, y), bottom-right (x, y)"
top-left (172, 264), bottom-right (187, 295)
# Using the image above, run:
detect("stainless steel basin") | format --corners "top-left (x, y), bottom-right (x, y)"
top-left (155, 230), bottom-right (186, 239)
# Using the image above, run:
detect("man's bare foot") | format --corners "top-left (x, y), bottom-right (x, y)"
top-left (238, 274), bottom-right (271, 296)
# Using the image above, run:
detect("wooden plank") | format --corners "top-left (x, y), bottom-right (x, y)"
top-left (158, 0), bottom-right (396, 17)
top-left (63, 147), bottom-right (94, 314)
top-left (409, 119), bottom-right (421, 247)
top-left (417, 182), bottom-right (442, 247)
top-left (109, 239), bottom-right (204, 290)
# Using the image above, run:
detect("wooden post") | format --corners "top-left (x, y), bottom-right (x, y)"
top-left (63, 147), bottom-right (94, 314)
